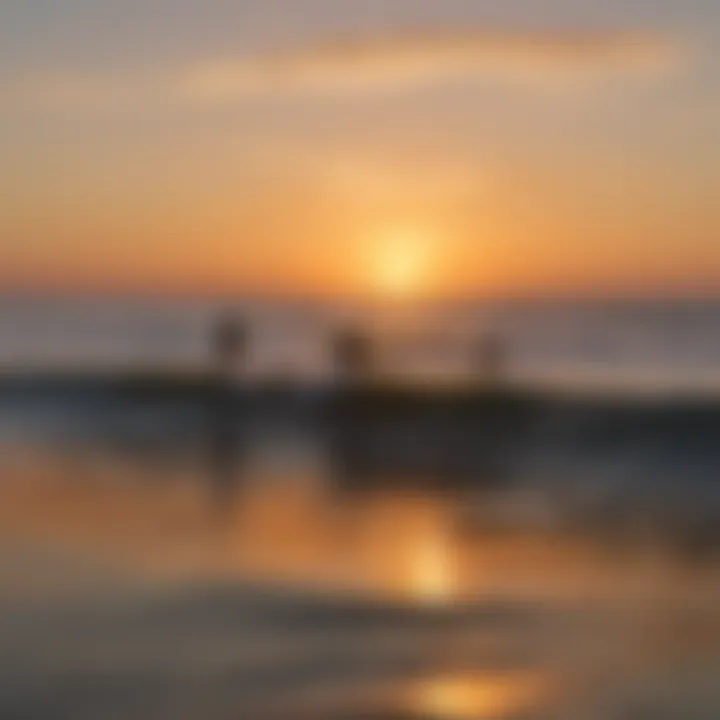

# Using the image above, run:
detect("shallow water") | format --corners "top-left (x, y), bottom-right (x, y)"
top-left (0, 391), bottom-right (719, 719)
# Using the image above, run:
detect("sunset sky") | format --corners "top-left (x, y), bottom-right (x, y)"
top-left (1, 0), bottom-right (718, 299)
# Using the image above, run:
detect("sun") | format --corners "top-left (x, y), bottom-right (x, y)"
top-left (371, 228), bottom-right (431, 299)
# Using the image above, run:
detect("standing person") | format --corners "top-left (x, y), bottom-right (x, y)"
top-left (211, 310), bottom-right (248, 378)
top-left (207, 310), bottom-right (249, 519)
top-left (331, 324), bottom-right (373, 384)
top-left (328, 324), bottom-right (374, 492)
top-left (474, 330), bottom-right (508, 386)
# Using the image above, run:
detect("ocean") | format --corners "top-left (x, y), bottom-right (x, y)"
top-left (1, 295), bottom-right (719, 390)
top-left (0, 294), bottom-right (719, 719)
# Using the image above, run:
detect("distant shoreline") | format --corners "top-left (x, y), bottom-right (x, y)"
top-left (1, 367), bottom-right (719, 405)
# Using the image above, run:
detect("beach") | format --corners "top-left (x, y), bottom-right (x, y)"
top-left (1, 316), bottom-right (719, 719)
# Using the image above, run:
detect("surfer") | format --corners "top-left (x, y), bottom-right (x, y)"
top-left (211, 310), bottom-right (248, 377)
top-left (474, 330), bottom-right (508, 386)
top-left (331, 324), bottom-right (373, 383)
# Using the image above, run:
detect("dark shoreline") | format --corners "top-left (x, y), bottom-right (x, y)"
top-left (1, 368), bottom-right (719, 402)
top-left (2, 369), bottom-right (719, 467)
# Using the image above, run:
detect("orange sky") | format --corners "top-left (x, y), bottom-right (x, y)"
top-left (1, 2), bottom-right (719, 299)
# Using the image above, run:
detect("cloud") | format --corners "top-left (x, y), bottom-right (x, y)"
top-left (179, 29), bottom-right (683, 98)
top-left (3, 28), bottom-right (684, 110)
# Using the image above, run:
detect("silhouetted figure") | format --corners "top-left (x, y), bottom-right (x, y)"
top-left (206, 311), bottom-right (248, 518)
top-left (326, 325), bottom-right (373, 492)
top-left (331, 324), bottom-right (374, 384)
top-left (211, 311), bottom-right (248, 378)
top-left (207, 387), bottom-right (241, 517)
top-left (474, 331), bottom-right (508, 386)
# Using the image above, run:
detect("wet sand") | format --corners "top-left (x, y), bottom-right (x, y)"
top-left (1, 446), bottom-right (719, 719)
top-left (0, 381), bottom-right (719, 720)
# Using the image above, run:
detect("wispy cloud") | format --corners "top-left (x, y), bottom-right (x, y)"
top-left (180, 29), bottom-right (683, 98)
top-left (3, 28), bottom-right (685, 110)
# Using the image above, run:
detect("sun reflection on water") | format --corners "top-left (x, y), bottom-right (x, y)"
top-left (411, 518), bottom-right (456, 605)
top-left (408, 671), bottom-right (551, 719)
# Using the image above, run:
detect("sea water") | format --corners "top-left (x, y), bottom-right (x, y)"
top-left (0, 294), bottom-right (719, 719)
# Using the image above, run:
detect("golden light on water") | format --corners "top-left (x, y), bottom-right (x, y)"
top-left (408, 671), bottom-right (552, 719)
top-left (411, 526), bottom-right (456, 605)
